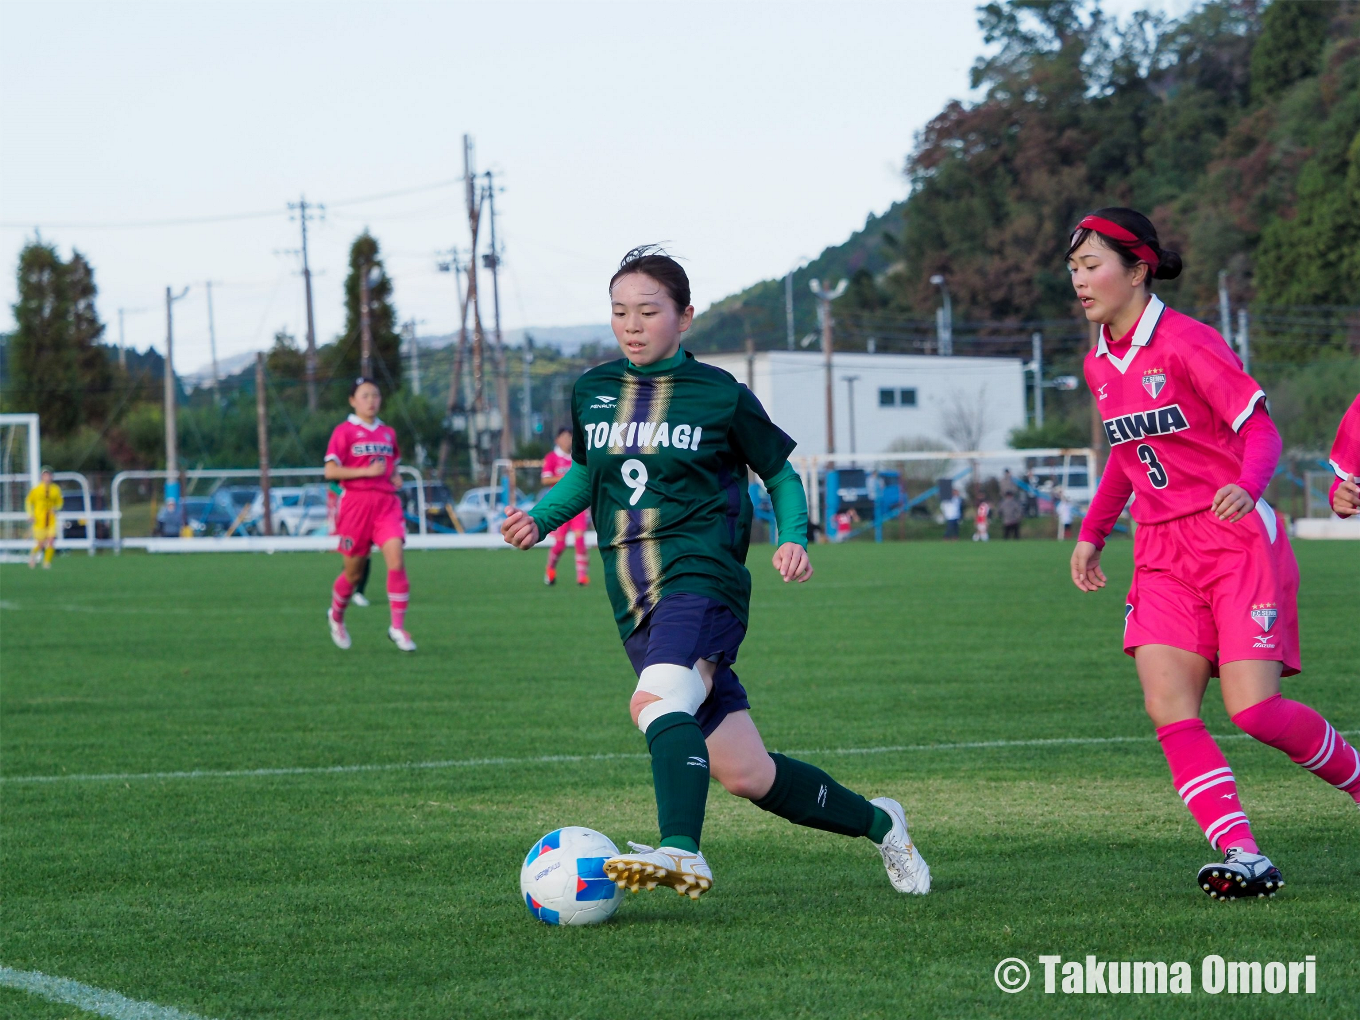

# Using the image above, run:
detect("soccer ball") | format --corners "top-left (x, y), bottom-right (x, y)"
top-left (521, 826), bottom-right (624, 926)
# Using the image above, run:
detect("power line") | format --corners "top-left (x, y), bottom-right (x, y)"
top-left (0, 177), bottom-right (463, 231)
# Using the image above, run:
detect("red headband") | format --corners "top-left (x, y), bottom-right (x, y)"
top-left (1074, 215), bottom-right (1160, 271)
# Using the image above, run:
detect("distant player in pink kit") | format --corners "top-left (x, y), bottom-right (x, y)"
top-left (323, 378), bottom-right (415, 652)
top-left (1067, 208), bottom-right (1359, 900)
top-left (541, 427), bottom-right (590, 586)
top-left (1327, 393), bottom-right (1360, 518)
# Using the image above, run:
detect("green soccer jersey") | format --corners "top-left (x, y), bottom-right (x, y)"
top-left (532, 348), bottom-right (796, 639)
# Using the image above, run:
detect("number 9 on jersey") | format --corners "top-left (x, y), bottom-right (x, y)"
top-left (621, 459), bottom-right (648, 506)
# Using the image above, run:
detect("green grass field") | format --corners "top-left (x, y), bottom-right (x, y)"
top-left (2, 540), bottom-right (1357, 1019)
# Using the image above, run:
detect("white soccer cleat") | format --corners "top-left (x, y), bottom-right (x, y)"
top-left (1198, 848), bottom-right (1284, 900)
top-left (328, 611), bottom-right (351, 650)
top-left (603, 842), bottom-right (714, 899)
top-left (351, 591), bottom-right (370, 607)
top-left (387, 626), bottom-right (417, 652)
top-left (871, 797), bottom-right (930, 894)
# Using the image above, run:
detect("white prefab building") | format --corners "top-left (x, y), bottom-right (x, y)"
top-left (698, 351), bottom-right (1027, 456)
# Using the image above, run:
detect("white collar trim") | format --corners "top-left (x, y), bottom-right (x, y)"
top-left (1095, 295), bottom-right (1165, 375)
top-left (347, 414), bottom-right (384, 430)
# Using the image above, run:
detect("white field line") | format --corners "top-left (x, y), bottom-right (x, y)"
top-left (10, 730), bottom-right (1354, 787)
top-left (0, 965), bottom-right (217, 1020)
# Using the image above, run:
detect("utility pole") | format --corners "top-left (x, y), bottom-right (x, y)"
top-left (164, 285), bottom-right (190, 532)
top-left (1236, 308), bottom-right (1250, 373)
top-left (930, 274), bottom-right (953, 356)
top-left (809, 277), bottom-right (847, 456)
top-left (484, 168), bottom-right (512, 457)
top-left (1218, 269), bottom-right (1233, 345)
top-left (359, 263), bottom-right (376, 378)
top-left (288, 196), bottom-right (323, 410)
top-left (842, 375), bottom-right (861, 454)
top-left (746, 335), bottom-right (756, 391)
top-left (255, 353), bottom-right (273, 537)
top-left (118, 308), bottom-right (127, 370)
top-left (462, 136), bottom-right (487, 468)
top-left (521, 332), bottom-right (534, 446)
top-left (205, 280), bottom-right (221, 404)
top-left (404, 319), bottom-right (422, 395)
top-left (1032, 331), bottom-right (1044, 428)
top-left (785, 268), bottom-right (795, 351)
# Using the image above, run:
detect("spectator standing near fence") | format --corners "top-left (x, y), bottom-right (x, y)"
top-left (941, 491), bottom-right (962, 539)
top-left (1000, 492), bottom-right (1023, 539)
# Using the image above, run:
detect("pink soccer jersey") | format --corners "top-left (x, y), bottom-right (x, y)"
top-left (324, 415), bottom-right (400, 494)
top-left (1084, 296), bottom-right (1266, 525)
top-left (541, 448), bottom-right (573, 485)
top-left (1329, 394), bottom-right (1360, 482)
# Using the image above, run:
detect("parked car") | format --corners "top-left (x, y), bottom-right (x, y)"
top-left (156, 496), bottom-right (239, 537)
top-left (248, 486), bottom-right (330, 536)
top-left (58, 488), bottom-right (112, 540)
top-left (452, 486), bottom-right (537, 533)
top-left (401, 480), bottom-right (457, 531)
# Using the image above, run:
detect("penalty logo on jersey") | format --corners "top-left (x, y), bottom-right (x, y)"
top-left (1141, 369), bottom-right (1167, 399)
top-left (1250, 603), bottom-right (1278, 632)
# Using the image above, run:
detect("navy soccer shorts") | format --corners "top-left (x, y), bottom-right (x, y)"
top-left (623, 593), bottom-right (750, 737)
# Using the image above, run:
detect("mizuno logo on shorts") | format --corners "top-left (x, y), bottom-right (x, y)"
top-left (1102, 404), bottom-right (1189, 446)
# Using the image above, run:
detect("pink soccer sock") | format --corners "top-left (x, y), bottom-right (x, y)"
top-left (1157, 719), bottom-right (1259, 853)
top-left (1232, 694), bottom-right (1360, 802)
top-left (573, 532), bottom-right (589, 581)
top-left (331, 573), bottom-right (354, 623)
top-left (387, 567), bottom-right (410, 631)
top-left (547, 532), bottom-right (566, 572)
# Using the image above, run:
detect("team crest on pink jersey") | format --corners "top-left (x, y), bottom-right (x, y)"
top-left (1142, 368), bottom-right (1167, 399)
top-left (1250, 602), bottom-right (1278, 632)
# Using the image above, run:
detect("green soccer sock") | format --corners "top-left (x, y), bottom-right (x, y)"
top-left (754, 753), bottom-right (888, 840)
top-left (645, 712), bottom-right (710, 853)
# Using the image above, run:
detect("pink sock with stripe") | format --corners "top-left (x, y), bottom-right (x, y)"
top-left (387, 567), bottom-right (410, 631)
top-left (1156, 719), bottom-right (1258, 853)
top-left (1232, 694), bottom-right (1360, 803)
top-left (331, 573), bottom-right (354, 623)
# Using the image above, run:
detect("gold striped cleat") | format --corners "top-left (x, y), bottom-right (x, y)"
top-left (603, 842), bottom-right (713, 899)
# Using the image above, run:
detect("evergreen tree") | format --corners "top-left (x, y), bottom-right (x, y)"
top-left (1250, 0), bottom-right (1333, 101)
top-left (328, 232), bottom-right (401, 391)
top-left (7, 241), bottom-right (109, 436)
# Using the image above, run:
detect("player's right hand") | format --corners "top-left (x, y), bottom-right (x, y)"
top-left (1333, 478), bottom-right (1360, 518)
top-left (501, 508), bottom-right (540, 550)
top-left (1071, 541), bottom-right (1106, 592)
top-left (363, 457), bottom-right (389, 478)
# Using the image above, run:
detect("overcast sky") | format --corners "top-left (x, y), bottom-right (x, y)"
top-left (0, 0), bottom-right (1185, 375)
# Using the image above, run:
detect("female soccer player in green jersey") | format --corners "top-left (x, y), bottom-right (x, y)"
top-left (502, 247), bottom-right (930, 900)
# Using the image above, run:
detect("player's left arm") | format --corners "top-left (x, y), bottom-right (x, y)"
top-left (1183, 340), bottom-right (1279, 522)
top-left (732, 387), bottom-right (811, 583)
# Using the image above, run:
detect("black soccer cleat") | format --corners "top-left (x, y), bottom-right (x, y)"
top-left (1198, 848), bottom-right (1284, 900)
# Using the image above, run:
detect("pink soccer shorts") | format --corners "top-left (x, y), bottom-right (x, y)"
top-left (1123, 504), bottom-right (1300, 676)
top-left (553, 510), bottom-right (590, 538)
top-left (335, 490), bottom-right (406, 556)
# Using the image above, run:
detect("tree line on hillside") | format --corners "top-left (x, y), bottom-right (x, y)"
top-left (689, 0), bottom-right (1359, 450)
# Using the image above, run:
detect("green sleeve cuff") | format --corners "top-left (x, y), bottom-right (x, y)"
top-left (762, 461), bottom-right (808, 547)
top-left (529, 461), bottom-right (591, 535)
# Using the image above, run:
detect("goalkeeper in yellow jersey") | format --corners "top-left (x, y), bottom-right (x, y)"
top-left (26, 467), bottom-right (62, 569)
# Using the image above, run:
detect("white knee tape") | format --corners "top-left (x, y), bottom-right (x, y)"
top-left (635, 663), bottom-right (706, 733)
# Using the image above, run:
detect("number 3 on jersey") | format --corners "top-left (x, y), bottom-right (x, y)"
top-left (621, 459), bottom-right (648, 505)
top-left (1137, 443), bottom-right (1168, 489)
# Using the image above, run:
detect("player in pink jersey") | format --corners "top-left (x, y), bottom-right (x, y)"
top-left (323, 378), bottom-right (415, 652)
top-left (1327, 393), bottom-right (1360, 517)
top-left (1066, 208), bottom-right (1359, 900)
top-left (540, 427), bottom-right (591, 586)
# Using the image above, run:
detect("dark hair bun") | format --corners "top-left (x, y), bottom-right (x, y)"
top-left (1153, 249), bottom-right (1183, 280)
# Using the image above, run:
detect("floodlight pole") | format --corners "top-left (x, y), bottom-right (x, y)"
top-left (359, 263), bottom-right (374, 378)
top-left (164, 284), bottom-right (190, 531)
top-left (205, 280), bottom-right (221, 404)
top-left (930, 274), bottom-right (952, 356)
top-left (289, 195), bottom-right (323, 411)
top-left (1032, 332), bottom-right (1044, 428)
top-left (256, 353), bottom-right (273, 536)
